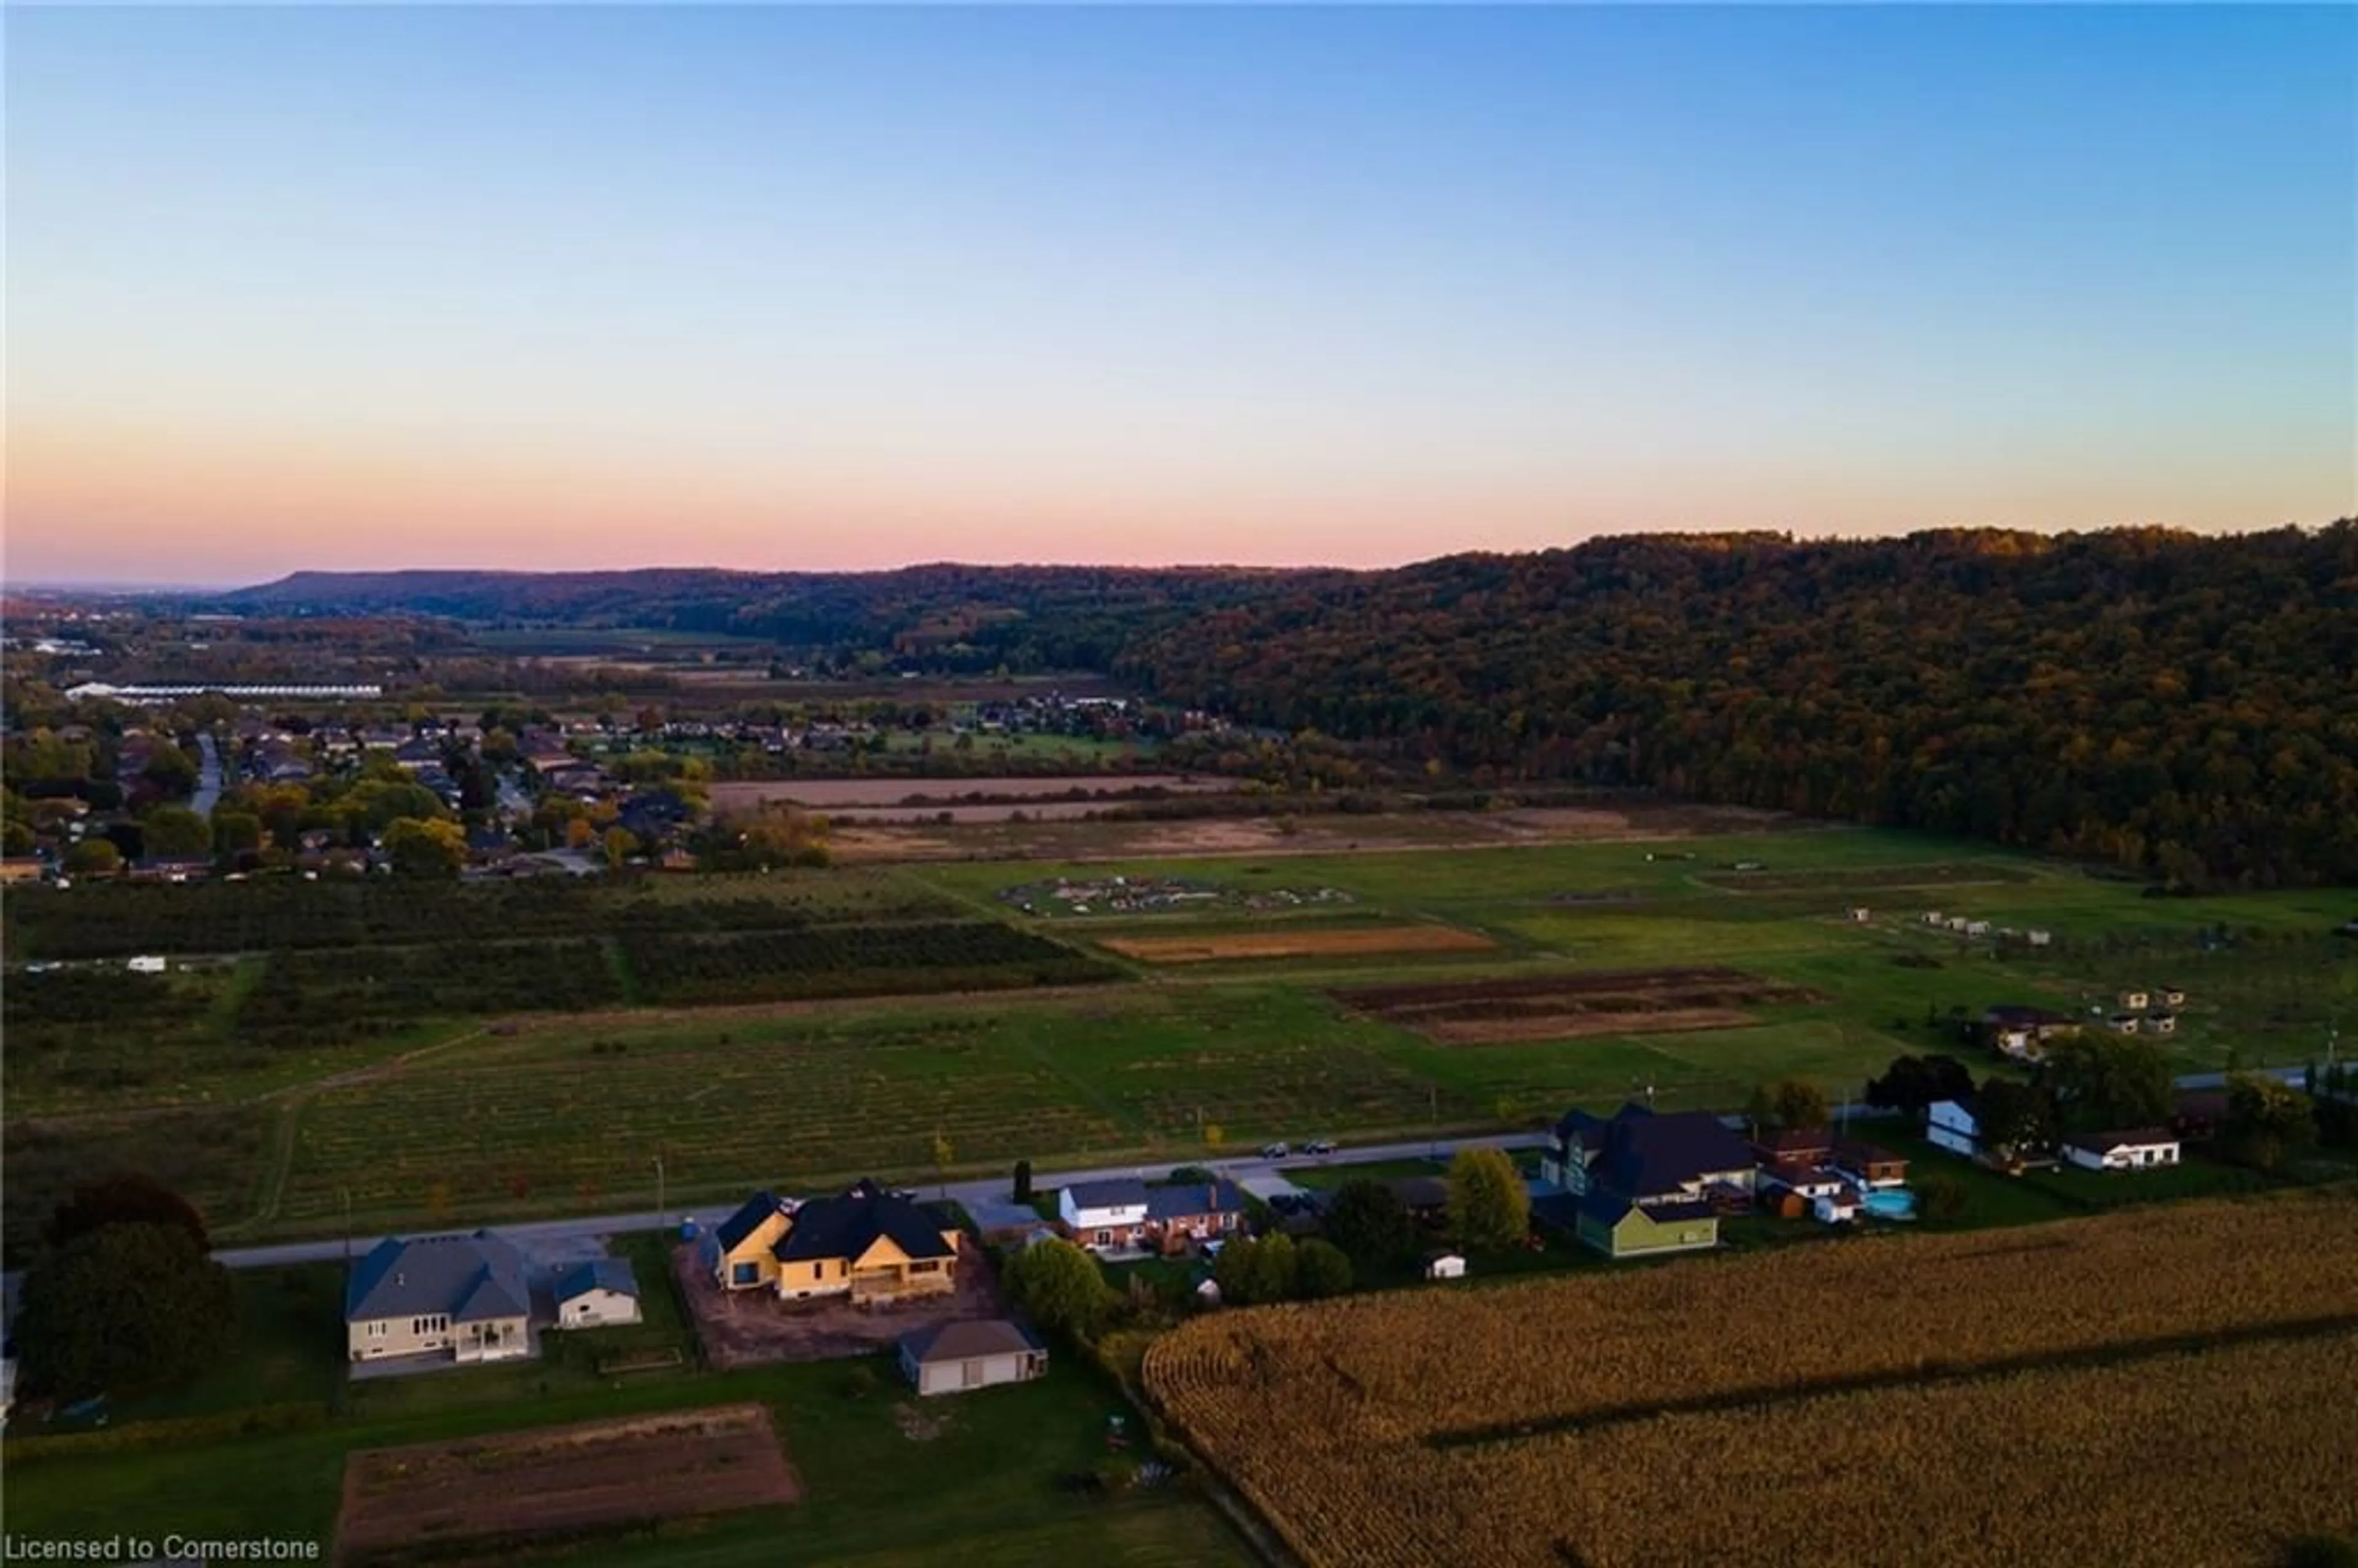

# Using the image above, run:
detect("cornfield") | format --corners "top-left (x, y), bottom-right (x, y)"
top-left (1144, 1195), bottom-right (2358, 1567)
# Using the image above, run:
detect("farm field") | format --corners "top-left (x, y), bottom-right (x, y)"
top-left (335, 1405), bottom-right (800, 1566)
top-left (1144, 1193), bottom-right (2358, 1568)
top-left (1102, 925), bottom-right (1495, 964)
top-left (707, 773), bottom-right (1224, 810)
top-left (1333, 968), bottom-right (1823, 1044)
top-left (8, 826), bottom-right (2354, 1243)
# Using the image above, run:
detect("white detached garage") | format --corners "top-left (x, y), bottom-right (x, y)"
top-left (897, 1319), bottom-right (1048, 1397)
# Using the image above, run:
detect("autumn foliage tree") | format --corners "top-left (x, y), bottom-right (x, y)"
top-left (1447, 1147), bottom-right (1530, 1254)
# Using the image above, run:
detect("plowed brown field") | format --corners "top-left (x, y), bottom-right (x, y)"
top-left (335, 1404), bottom-right (798, 1565)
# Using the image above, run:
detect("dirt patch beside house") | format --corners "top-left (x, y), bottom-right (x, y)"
top-left (334, 1404), bottom-right (797, 1566)
top-left (673, 1238), bottom-right (1005, 1369)
top-left (1100, 926), bottom-right (1496, 964)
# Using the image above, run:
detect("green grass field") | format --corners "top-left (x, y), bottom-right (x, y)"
top-left (10, 826), bottom-right (2354, 1243)
top-left (1, 1341), bottom-right (1250, 1568)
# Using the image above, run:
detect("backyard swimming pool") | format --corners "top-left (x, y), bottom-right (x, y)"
top-left (1862, 1189), bottom-right (1918, 1219)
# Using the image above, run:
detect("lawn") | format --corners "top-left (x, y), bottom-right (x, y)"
top-left (1, 1353), bottom-right (1250, 1568)
top-left (49, 1263), bottom-right (349, 1429)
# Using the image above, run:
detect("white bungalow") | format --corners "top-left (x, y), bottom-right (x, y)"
top-left (2061, 1130), bottom-right (2181, 1173)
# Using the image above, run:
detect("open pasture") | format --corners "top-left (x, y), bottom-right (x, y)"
top-left (1145, 1195), bottom-right (2358, 1568)
top-left (335, 1404), bottom-right (800, 1565)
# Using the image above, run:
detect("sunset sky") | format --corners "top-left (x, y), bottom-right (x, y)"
top-left (9, 4), bottom-right (2354, 587)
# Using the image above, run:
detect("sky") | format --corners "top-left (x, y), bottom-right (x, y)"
top-left (7, 4), bottom-right (2354, 587)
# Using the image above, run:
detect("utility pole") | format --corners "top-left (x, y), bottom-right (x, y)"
top-left (653, 1155), bottom-right (666, 1230)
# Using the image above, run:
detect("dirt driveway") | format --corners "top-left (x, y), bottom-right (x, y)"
top-left (672, 1238), bottom-right (1006, 1368)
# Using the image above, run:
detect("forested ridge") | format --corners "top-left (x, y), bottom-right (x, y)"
top-left (1121, 525), bottom-right (2358, 887)
top-left (232, 524), bottom-right (2358, 885)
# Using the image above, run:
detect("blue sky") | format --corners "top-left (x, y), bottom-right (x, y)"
top-left (9, 4), bottom-right (2353, 583)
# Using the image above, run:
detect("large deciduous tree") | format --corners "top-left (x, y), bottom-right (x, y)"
top-left (2219, 1074), bottom-right (2319, 1173)
top-left (2040, 1034), bottom-right (2175, 1133)
top-left (1323, 1179), bottom-right (1417, 1268)
top-left (1446, 1147), bottom-right (1530, 1254)
top-left (1865, 1054), bottom-right (1977, 1119)
top-left (43, 1173), bottom-right (211, 1254)
top-left (13, 1222), bottom-right (238, 1401)
top-left (383, 817), bottom-right (467, 877)
top-left (1002, 1238), bottom-right (1116, 1340)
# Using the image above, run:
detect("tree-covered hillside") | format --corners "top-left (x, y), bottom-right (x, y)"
top-left (1120, 525), bottom-right (2358, 886)
top-left (230, 523), bottom-right (2358, 885)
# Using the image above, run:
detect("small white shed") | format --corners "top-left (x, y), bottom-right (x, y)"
top-left (1425, 1252), bottom-right (1467, 1281)
top-left (551, 1260), bottom-right (642, 1329)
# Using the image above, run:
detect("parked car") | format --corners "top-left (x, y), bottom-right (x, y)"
top-left (1260, 1142), bottom-right (1290, 1159)
top-left (1302, 1139), bottom-right (1337, 1155)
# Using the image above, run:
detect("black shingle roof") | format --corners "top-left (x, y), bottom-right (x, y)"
top-left (714, 1191), bottom-right (784, 1252)
top-left (774, 1179), bottom-right (956, 1264)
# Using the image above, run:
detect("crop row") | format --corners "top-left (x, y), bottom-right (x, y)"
top-left (3, 874), bottom-right (960, 960)
top-left (617, 923), bottom-right (1119, 1006)
top-left (235, 941), bottom-right (625, 1045)
top-left (1145, 1196), bottom-right (2358, 1568)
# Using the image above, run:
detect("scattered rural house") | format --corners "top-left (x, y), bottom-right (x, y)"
top-left (1983, 1004), bottom-right (2072, 1060)
top-left (1544, 1104), bottom-right (1752, 1257)
top-left (2173, 1090), bottom-right (2232, 1144)
top-left (1810, 1186), bottom-right (1864, 1224)
top-left (1570, 1191), bottom-right (1719, 1259)
top-left (2061, 1130), bottom-right (2182, 1173)
top-left (2119, 989), bottom-right (2150, 1011)
top-left (1058, 1179), bottom-right (1153, 1254)
top-left (551, 1260), bottom-right (642, 1329)
top-left (346, 1231), bottom-right (532, 1364)
top-left (1544, 1104), bottom-right (1756, 1209)
top-left (1425, 1251), bottom-right (1468, 1280)
top-left (897, 1319), bottom-right (1048, 1397)
top-left (1831, 1143), bottom-right (1909, 1189)
top-left (1756, 1160), bottom-right (1854, 1220)
top-left (1926, 1098), bottom-right (1983, 1160)
top-left (1751, 1127), bottom-right (1833, 1166)
top-left (465, 828), bottom-right (518, 865)
top-left (1142, 1181), bottom-right (1249, 1252)
top-left (0, 857), bottom-right (44, 883)
top-left (1385, 1176), bottom-right (1453, 1221)
top-left (707, 1181), bottom-right (962, 1305)
top-left (127, 855), bottom-right (212, 883)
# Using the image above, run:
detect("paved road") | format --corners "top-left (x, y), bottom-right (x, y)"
top-left (4, 1066), bottom-right (2326, 1288)
top-left (199, 1134), bottom-right (1555, 1271)
top-left (190, 731), bottom-right (224, 818)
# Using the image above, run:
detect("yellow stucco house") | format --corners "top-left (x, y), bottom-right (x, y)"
top-left (707, 1180), bottom-right (961, 1305)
